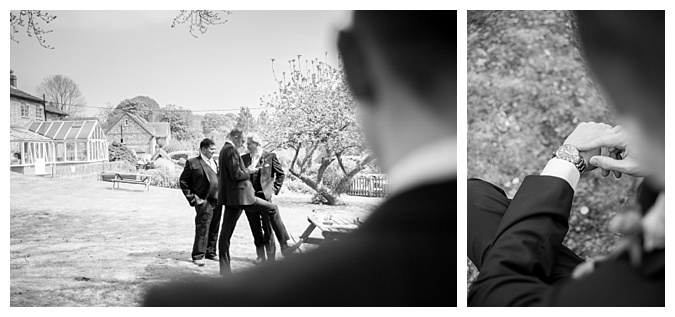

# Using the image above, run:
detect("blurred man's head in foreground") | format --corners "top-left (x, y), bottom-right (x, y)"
top-left (575, 11), bottom-right (665, 188)
top-left (338, 11), bottom-right (457, 172)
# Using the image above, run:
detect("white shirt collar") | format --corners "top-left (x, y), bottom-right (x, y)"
top-left (387, 136), bottom-right (456, 197)
top-left (200, 153), bottom-right (214, 163)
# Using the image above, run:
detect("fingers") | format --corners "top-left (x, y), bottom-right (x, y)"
top-left (600, 147), bottom-right (610, 177)
top-left (580, 132), bottom-right (626, 151)
top-left (610, 149), bottom-right (622, 178)
top-left (589, 155), bottom-right (630, 174)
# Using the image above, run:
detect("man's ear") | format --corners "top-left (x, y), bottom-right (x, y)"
top-left (338, 30), bottom-right (375, 103)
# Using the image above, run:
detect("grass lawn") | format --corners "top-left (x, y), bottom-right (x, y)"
top-left (10, 172), bottom-right (381, 306)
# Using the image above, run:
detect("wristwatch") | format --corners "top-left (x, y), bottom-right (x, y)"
top-left (552, 144), bottom-right (587, 174)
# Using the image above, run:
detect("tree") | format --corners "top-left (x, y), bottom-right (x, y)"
top-left (11, 10), bottom-right (232, 49)
top-left (129, 96), bottom-right (161, 114)
top-left (96, 102), bottom-right (118, 130)
top-left (201, 113), bottom-right (236, 135)
top-left (116, 96), bottom-right (160, 120)
top-left (97, 96), bottom-right (161, 130)
top-left (235, 106), bottom-right (257, 134)
top-left (36, 74), bottom-right (86, 116)
top-left (261, 56), bottom-right (374, 205)
top-left (157, 104), bottom-right (202, 141)
top-left (171, 10), bottom-right (233, 38)
top-left (10, 10), bottom-right (57, 49)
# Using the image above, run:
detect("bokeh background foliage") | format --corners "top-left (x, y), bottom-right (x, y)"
top-left (467, 11), bottom-right (638, 290)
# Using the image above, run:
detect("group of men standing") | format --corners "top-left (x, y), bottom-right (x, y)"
top-left (178, 128), bottom-right (301, 275)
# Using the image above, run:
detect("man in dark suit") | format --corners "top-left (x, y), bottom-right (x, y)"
top-left (215, 128), bottom-right (301, 275)
top-left (144, 11), bottom-right (456, 306)
top-left (241, 133), bottom-right (285, 264)
top-left (179, 138), bottom-right (221, 267)
top-left (467, 11), bottom-right (664, 306)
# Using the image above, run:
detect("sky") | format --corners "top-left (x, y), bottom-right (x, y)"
top-left (9, 10), bottom-right (350, 117)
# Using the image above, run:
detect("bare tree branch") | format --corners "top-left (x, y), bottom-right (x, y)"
top-left (171, 10), bottom-right (232, 38)
top-left (10, 10), bottom-right (57, 49)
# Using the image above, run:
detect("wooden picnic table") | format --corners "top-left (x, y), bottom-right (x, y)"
top-left (299, 213), bottom-right (363, 247)
top-left (108, 172), bottom-right (152, 191)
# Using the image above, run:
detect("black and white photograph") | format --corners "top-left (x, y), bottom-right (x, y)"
top-left (9, 9), bottom-right (456, 307)
top-left (466, 10), bottom-right (664, 306)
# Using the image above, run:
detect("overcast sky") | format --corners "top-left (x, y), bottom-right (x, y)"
top-left (10, 10), bottom-right (350, 117)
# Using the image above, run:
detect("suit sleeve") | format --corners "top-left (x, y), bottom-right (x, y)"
top-left (224, 146), bottom-right (251, 181)
top-left (271, 153), bottom-right (285, 195)
top-left (468, 175), bottom-right (574, 306)
top-left (179, 160), bottom-right (196, 206)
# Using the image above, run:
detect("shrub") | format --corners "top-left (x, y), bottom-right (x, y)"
top-left (168, 150), bottom-right (198, 162)
top-left (280, 177), bottom-right (314, 195)
top-left (163, 138), bottom-right (200, 153)
top-left (108, 141), bottom-right (137, 165)
top-left (145, 166), bottom-right (181, 189)
top-left (152, 158), bottom-right (177, 172)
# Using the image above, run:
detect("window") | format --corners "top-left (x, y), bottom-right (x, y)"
top-left (77, 142), bottom-right (87, 161)
top-left (66, 143), bottom-right (76, 161)
top-left (10, 143), bottom-right (22, 165)
top-left (56, 143), bottom-right (65, 162)
top-left (35, 105), bottom-right (44, 120)
top-left (21, 103), bottom-right (30, 118)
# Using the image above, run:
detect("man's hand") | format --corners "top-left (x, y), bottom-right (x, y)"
top-left (579, 125), bottom-right (648, 177)
top-left (194, 196), bottom-right (205, 205)
top-left (563, 122), bottom-right (610, 172)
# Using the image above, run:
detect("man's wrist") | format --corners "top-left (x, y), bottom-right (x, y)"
top-left (541, 158), bottom-right (581, 191)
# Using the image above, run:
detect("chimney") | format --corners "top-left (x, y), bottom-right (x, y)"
top-left (149, 110), bottom-right (155, 122)
top-left (10, 70), bottom-right (17, 88)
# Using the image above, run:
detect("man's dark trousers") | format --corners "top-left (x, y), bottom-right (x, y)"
top-left (244, 192), bottom-right (276, 261)
top-left (218, 197), bottom-right (291, 275)
top-left (192, 198), bottom-right (222, 260)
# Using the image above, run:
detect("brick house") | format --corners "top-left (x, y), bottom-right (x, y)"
top-left (10, 70), bottom-right (67, 128)
top-left (105, 112), bottom-right (171, 155)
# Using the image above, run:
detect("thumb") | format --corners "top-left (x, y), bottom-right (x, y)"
top-left (589, 155), bottom-right (630, 174)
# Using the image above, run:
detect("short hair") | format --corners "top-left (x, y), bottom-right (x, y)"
top-left (199, 138), bottom-right (215, 150)
top-left (352, 11), bottom-right (456, 99)
top-left (228, 128), bottom-right (244, 139)
top-left (246, 133), bottom-right (263, 146)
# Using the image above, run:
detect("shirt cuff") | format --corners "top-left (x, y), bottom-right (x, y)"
top-left (540, 158), bottom-right (580, 191)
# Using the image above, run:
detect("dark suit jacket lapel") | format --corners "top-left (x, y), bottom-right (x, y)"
top-left (242, 153), bottom-right (251, 167)
top-left (197, 156), bottom-right (212, 185)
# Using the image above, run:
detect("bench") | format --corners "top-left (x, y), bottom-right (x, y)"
top-left (110, 173), bottom-right (151, 191)
top-left (299, 213), bottom-right (363, 247)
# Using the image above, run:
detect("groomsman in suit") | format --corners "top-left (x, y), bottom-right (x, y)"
top-left (215, 128), bottom-right (301, 275)
top-left (467, 11), bottom-right (664, 306)
top-left (179, 138), bottom-right (221, 266)
top-left (145, 10), bottom-right (457, 306)
top-left (242, 133), bottom-right (285, 264)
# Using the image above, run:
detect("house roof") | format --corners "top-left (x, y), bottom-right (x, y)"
top-left (65, 116), bottom-right (100, 122)
top-left (27, 120), bottom-right (106, 141)
top-left (10, 87), bottom-right (45, 103)
top-left (106, 112), bottom-right (159, 137)
top-left (45, 104), bottom-right (69, 116)
top-left (10, 127), bottom-right (52, 142)
top-left (147, 122), bottom-right (171, 138)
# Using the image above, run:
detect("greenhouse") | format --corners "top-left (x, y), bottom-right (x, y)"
top-left (10, 120), bottom-right (109, 168)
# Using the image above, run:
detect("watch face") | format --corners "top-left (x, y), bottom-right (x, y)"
top-left (556, 144), bottom-right (579, 161)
